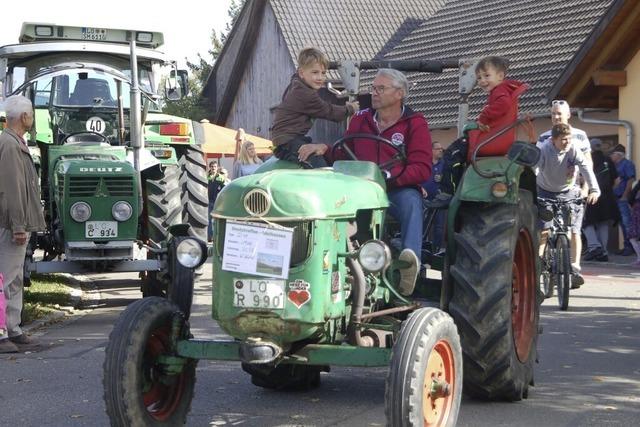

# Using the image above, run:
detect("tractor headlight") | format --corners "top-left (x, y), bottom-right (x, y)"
top-left (70, 202), bottom-right (91, 222)
top-left (358, 240), bottom-right (391, 273)
top-left (491, 182), bottom-right (509, 198)
top-left (176, 238), bottom-right (203, 268)
top-left (112, 201), bottom-right (133, 221)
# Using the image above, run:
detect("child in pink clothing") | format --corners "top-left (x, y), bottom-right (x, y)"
top-left (0, 273), bottom-right (6, 338)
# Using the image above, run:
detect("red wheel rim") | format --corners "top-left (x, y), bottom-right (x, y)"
top-left (512, 229), bottom-right (536, 362)
top-left (142, 327), bottom-right (188, 421)
top-left (423, 339), bottom-right (456, 426)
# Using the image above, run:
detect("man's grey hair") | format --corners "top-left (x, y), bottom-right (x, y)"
top-left (376, 68), bottom-right (409, 98)
top-left (3, 95), bottom-right (33, 120)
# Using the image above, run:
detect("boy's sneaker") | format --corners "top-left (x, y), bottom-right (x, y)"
top-left (398, 249), bottom-right (419, 296)
top-left (0, 339), bottom-right (19, 354)
top-left (571, 273), bottom-right (584, 289)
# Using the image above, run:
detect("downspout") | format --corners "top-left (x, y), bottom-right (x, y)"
top-left (577, 109), bottom-right (634, 160)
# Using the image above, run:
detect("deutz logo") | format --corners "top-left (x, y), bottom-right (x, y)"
top-left (79, 167), bottom-right (123, 172)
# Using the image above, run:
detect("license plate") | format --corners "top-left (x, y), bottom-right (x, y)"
top-left (86, 221), bottom-right (118, 238)
top-left (233, 278), bottom-right (285, 309)
top-left (81, 27), bottom-right (108, 41)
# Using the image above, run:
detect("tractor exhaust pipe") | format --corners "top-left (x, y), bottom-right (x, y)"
top-left (129, 40), bottom-right (144, 212)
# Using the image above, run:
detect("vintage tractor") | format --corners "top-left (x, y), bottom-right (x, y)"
top-left (0, 23), bottom-right (209, 297)
top-left (103, 59), bottom-right (541, 426)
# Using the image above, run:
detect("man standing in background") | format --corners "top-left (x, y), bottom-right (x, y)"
top-left (0, 95), bottom-right (46, 353)
top-left (422, 141), bottom-right (445, 251)
top-left (538, 100), bottom-right (592, 287)
top-left (610, 144), bottom-right (636, 256)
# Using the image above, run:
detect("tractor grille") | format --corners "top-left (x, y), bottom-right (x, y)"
top-left (67, 176), bottom-right (134, 197)
top-left (68, 177), bottom-right (100, 197)
top-left (104, 177), bottom-right (134, 196)
top-left (215, 219), bottom-right (313, 267)
top-left (57, 174), bottom-right (65, 199)
top-left (244, 189), bottom-right (271, 216)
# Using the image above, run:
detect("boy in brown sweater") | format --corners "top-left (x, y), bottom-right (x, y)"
top-left (271, 47), bottom-right (359, 167)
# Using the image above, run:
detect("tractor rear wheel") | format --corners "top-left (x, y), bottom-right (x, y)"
top-left (103, 297), bottom-right (196, 426)
top-left (449, 190), bottom-right (540, 401)
top-left (177, 145), bottom-right (208, 242)
top-left (385, 307), bottom-right (462, 427)
top-left (142, 165), bottom-right (181, 297)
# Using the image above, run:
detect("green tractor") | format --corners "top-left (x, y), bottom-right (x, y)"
top-left (103, 59), bottom-right (542, 426)
top-left (0, 23), bottom-right (209, 298)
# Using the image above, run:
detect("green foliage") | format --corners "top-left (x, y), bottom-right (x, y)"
top-left (163, 0), bottom-right (246, 120)
top-left (22, 274), bottom-right (76, 324)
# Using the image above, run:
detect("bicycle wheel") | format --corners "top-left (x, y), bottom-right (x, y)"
top-left (541, 242), bottom-right (554, 298)
top-left (555, 234), bottom-right (571, 310)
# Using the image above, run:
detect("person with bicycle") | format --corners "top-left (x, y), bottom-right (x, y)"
top-left (536, 123), bottom-right (600, 287)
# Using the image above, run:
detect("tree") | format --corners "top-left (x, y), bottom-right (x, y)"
top-left (163, 0), bottom-right (246, 120)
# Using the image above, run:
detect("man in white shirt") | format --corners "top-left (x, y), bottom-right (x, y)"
top-left (538, 100), bottom-right (593, 287)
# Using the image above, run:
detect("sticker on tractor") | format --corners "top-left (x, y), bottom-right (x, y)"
top-left (331, 272), bottom-right (341, 303)
top-left (86, 116), bottom-right (106, 134)
top-left (287, 279), bottom-right (311, 308)
top-left (331, 272), bottom-right (340, 294)
top-left (322, 251), bottom-right (330, 273)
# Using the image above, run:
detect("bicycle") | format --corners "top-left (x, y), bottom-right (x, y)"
top-left (538, 197), bottom-right (583, 310)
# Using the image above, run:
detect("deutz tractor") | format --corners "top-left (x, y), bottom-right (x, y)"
top-left (103, 59), bottom-right (542, 426)
top-left (0, 23), bottom-right (209, 297)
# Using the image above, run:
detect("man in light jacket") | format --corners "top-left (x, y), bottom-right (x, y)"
top-left (0, 95), bottom-right (46, 353)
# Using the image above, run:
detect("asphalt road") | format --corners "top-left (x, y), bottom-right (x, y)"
top-left (1, 260), bottom-right (639, 426)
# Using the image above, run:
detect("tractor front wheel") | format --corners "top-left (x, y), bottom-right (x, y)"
top-left (385, 307), bottom-right (462, 427)
top-left (103, 297), bottom-right (196, 426)
top-left (449, 190), bottom-right (540, 401)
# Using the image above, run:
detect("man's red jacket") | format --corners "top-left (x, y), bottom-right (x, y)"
top-left (333, 106), bottom-right (432, 190)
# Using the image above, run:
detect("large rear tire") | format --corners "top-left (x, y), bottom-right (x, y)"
top-left (449, 190), bottom-right (540, 401)
top-left (555, 234), bottom-right (571, 311)
top-left (103, 297), bottom-right (196, 426)
top-left (177, 145), bottom-right (208, 241)
top-left (385, 307), bottom-right (462, 427)
top-left (142, 165), bottom-right (182, 297)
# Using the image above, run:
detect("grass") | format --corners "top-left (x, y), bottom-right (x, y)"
top-left (22, 274), bottom-right (77, 324)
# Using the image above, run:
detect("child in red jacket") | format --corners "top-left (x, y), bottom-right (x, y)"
top-left (435, 56), bottom-right (528, 203)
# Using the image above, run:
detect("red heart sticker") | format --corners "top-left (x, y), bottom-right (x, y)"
top-left (288, 290), bottom-right (311, 308)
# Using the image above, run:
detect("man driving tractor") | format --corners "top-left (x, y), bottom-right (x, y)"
top-left (298, 68), bottom-right (433, 295)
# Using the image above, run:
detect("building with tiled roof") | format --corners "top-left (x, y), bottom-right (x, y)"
top-left (202, 0), bottom-right (445, 140)
top-left (204, 0), bottom-right (630, 148)
top-left (381, 0), bottom-right (615, 129)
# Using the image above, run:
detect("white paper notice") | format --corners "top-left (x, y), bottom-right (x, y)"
top-left (221, 221), bottom-right (294, 279)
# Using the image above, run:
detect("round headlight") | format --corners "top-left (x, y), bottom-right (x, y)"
top-left (112, 201), bottom-right (133, 221)
top-left (70, 202), bottom-right (91, 222)
top-left (491, 182), bottom-right (509, 198)
top-left (176, 239), bottom-right (203, 268)
top-left (358, 240), bottom-right (391, 273)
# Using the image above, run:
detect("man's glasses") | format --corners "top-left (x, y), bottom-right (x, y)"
top-left (369, 85), bottom-right (398, 95)
top-left (552, 100), bottom-right (568, 106)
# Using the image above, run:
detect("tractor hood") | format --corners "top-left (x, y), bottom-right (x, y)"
top-left (213, 168), bottom-right (389, 220)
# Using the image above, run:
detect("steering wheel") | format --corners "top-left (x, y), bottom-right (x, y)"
top-left (60, 131), bottom-right (110, 145)
top-left (331, 133), bottom-right (408, 180)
